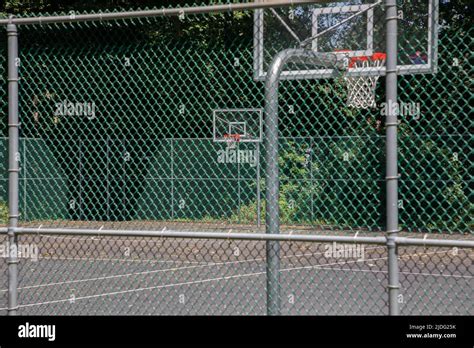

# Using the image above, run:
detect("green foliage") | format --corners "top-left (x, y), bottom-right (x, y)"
top-left (0, 201), bottom-right (8, 224)
top-left (0, 1), bottom-right (470, 234)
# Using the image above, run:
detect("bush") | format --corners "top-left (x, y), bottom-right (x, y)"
top-left (0, 201), bottom-right (8, 224)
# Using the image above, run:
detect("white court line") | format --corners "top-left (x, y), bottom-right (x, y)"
top-left (32, 245), bottom-right (472, 265)
top-left (23, 232), bottom-right (473, 266)
top-left (3, 271), bottom-right (265, 310)
top-left (2, 249), bottom-right (469, 298)
top-left (32, 243), bottom-right (386, 264)
top-left (34, 255), bottom-right (205, 265)
top-left (282, 265), bottom-right (474, 279)
top-left (0, 248), bottom-right (358, 292)
top-left (0, 245), bottom-right (385, 292)
top-left (0, 247), bottom-right (467, 293)
top-left (29, 232), bottom-right (354, 265)
top-left (9, 257), bottom-right (264, 291)
top-left (3, 254), bottom-right (473, 311)
top-left (27, 234), bottom-right (208, 265)
top-left (33, 232), bottom-right (250, 243)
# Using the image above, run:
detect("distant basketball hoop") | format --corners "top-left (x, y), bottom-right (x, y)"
top-left (213, 109), bottom-right (263, 146)
top-left (223, 133), bottom-right (242, 148)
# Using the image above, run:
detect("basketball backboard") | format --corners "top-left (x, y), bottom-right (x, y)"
top-left (253, 0), bottom-right (439, 80)
top-left (213, 109), bottom-right (263, 143)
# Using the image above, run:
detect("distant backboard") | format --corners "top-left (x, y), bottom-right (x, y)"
top-left (213, 109), bottom-right (263, 143)
top-left (254, 0), bottom-right (439, 80)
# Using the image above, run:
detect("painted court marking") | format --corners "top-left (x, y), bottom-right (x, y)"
top-left (1, 246), bottom-right (386, 291)
top-left (0, 249), bottom-right (471, 311)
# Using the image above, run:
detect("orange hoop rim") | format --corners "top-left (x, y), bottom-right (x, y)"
top-left (336, 50), bottom-right (387, 68)
top-left (223, 134), bottom-right (242, 142)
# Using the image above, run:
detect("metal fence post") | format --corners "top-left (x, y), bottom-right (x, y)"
top-left (256, 142), bottom-right (261, 228)
top-left (7, 20), bottom-right (20, 316)
top-left (171, 139), bottom-right (175, 220)
top-left (385, 0), bottom-right (400, 315)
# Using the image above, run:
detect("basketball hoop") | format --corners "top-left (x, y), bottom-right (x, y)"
top-left (223, 133), bottom-right (242, 148)
top-left (341, 52), bottom-right (387, 109)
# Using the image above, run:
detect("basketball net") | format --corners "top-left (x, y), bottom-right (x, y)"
top-left (223, 134), bottom-right (242, 149)
top-left (343, 52), bottom-right (386, 109)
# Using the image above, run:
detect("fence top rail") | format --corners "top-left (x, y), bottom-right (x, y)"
top-left (0, 0), bottom-right (336, 26)
top-left (9, 227), bottom-right (387, 244)
top-left (3, 227), bottom-right (474, 248)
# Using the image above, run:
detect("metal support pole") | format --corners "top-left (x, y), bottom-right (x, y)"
top-left (7, 21), bottom-right (20, 316)
top-left (264, 49), bottom-right (342, 316)
top-left (256, 142), bottom-right (261, 228)
top-left (385, 0), bottom-right (400, 316)
top-left (265, 53), bottom-right (282, 316)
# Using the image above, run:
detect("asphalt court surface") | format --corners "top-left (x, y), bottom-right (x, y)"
top-left (0, 232), bottom-right (472, 315)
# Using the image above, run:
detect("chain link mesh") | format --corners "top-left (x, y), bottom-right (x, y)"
top-left (12, 234), bottom-right (388, 315)
top-left (0, 1), bottom-right (472, 315)
top-left (397, 245), bottom-right (473, 315)
top-left (0, 2), bottom-right (469, 234)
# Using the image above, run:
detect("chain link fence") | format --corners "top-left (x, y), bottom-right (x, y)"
top-left (0, 0), bottom-right (472, 315)
top-left (0, 232), bottom-right (471, 315)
